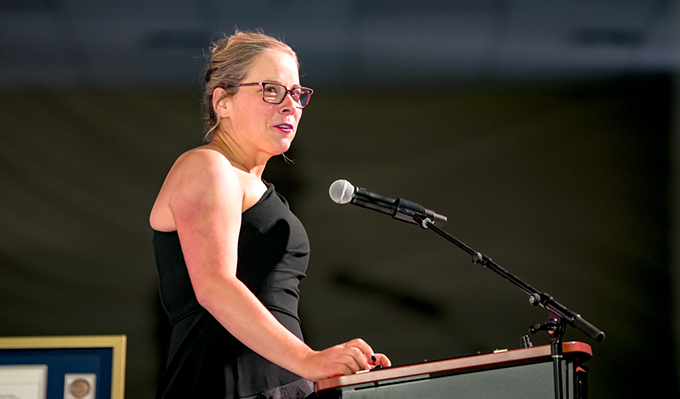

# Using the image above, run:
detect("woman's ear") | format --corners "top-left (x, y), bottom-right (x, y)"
top-left (212, 87), bottom-right (230, 118)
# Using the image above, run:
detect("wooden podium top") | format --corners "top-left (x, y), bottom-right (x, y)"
top-left (316, 341), bottom-right (592, 392)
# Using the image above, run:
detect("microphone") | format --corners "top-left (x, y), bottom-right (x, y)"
top-left (328, 179), bottom-right (447, 227)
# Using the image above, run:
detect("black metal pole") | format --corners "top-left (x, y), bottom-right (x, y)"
top-left (412, 214), bottom-right (605, 344)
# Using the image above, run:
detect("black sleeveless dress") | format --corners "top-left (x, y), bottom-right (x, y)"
top-left (153, 184), bottom-right (314, 398)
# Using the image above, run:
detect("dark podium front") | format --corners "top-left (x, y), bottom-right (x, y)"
top-left (315, 341), bottom-right (592, 399)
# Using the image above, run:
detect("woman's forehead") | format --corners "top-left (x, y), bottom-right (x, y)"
top-left (246, 50), bottom-right (300, 83)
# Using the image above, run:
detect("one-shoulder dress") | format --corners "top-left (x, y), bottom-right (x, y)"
top-left (153, 184), bottom-right (314, 398)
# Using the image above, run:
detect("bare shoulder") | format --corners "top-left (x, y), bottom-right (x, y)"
top-left (150, 147), bottom-right (242, 231)
top-left (173, 147), bottom-right (238, 186)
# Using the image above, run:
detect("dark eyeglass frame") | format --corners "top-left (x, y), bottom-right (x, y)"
top-left (226, 81), bottom-right (314, 108)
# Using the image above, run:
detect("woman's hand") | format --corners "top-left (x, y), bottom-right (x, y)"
top-left (299, 338), bottom-right (391, 382)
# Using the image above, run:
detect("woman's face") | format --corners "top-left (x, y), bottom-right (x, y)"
top-left (222, 50), bottom-right (303, 159)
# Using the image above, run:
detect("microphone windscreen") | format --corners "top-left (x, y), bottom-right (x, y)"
top-left (329, 179), bottom-right (354, 204)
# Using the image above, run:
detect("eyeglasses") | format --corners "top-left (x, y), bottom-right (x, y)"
top-left (227, 81), bottom-right (313, 108)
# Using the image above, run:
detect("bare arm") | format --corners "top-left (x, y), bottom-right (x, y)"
top-left (162, 149), bottom-right (389, 381)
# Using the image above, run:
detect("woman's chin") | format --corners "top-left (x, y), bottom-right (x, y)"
top-left (271, 139), bottom-right (294, 155)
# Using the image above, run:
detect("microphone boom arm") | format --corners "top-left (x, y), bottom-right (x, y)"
top-left (412, 214), bottom-right (605, 343)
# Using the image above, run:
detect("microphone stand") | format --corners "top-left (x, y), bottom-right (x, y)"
top-left (411, 214), bottom-right (605, 399)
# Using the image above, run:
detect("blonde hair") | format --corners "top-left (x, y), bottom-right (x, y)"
top-left (202, 30), bottom-right (299, 142)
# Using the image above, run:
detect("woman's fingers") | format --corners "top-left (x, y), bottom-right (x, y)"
top-left (338, 339), bottom-right (394, 371)
top-left (337, 342), bottom-right (369, 371)
top-left (341, 338), bottom-right (374, 368)
top-left (371, 353), bottom-right (391, 368)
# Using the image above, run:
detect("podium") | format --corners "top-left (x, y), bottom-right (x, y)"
top-left (315, 341), bottom-right (592, 399)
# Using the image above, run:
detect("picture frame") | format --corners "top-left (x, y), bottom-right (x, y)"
top-left (0, 335), bottom-right (126, 399)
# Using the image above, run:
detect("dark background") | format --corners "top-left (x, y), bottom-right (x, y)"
top-left (1, 1), bottom-right (679, 398)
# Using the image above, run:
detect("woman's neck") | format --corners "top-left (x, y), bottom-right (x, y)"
top-left (208, 133), bottom-right (267, 178)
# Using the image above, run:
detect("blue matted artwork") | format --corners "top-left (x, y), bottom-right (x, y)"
top-left (0, 336), bottom-right (125, 399)
top-left (0, 347), bottom-right (113, 399)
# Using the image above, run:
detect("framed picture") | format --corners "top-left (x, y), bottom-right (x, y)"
top-left (0, 336), bottom-right (126, 399)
